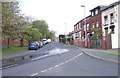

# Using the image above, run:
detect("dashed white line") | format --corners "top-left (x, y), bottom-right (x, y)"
top-left (54, 65), bottom-right (60, 68)
top-left (79, 53), bottom-right (83, 55)
top-left (4, 65), bottom-right (14, 69)
top-left (75, 55), bottom-right (78, 58)
top-left (41, 69), bottom-right (47, 73)
top-left (48, 67), bottom-right (54, 70)
top-left (30, 52), bottom-right (83, 75)
top-left (69, 59), bottom-right (73, 61)
top-left (30, 73), bottom-right (39, 76)
top-left (59, 62), bottom-right (64, 65)
top-left (65, 60), bottom-right (69, 63)
top-left (72, 57), bottom-right (75, 60)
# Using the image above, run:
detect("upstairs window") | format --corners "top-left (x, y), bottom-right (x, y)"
top-left (79, 23), bottom-right (81, 29)
top-left (92, 22), bottom-right (94, 28)
top-left (104, 16), bottom-right (108, 26)
top-left (84, 24), bottom-right (86, 31)
top-left (87, 23), bottom-right (89, 30)
top-left (74, 26), bottom-right (77, 31)
top-left (110, 13), bottom-right (114, 24)
top-left (95, 9), bottom-right (98, 15)
top-left (75, 25), bottom-right (77, 30)
top-left (96, 21), bottom-right (99, 28)
top-left (91, 11), bottom-right (94, 16)
top-left (77, 24), bottom-right (79, 30)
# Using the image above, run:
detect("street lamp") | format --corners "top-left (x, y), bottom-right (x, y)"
top-left (80, 5), bottom-right (87, 48)
top-left (65, 22), bottom-right (67, 44)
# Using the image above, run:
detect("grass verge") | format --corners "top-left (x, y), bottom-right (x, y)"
top-left (104, 52), bottom-right (120, 56)
top-left (2, 46), bottom-right (27, 55)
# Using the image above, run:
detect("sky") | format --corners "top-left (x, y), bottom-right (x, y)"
top-left (19, 0), bottom-right (118, 36)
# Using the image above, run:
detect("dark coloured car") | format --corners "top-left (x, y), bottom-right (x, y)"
top-left (32, 41), bottom-right (40, 48)
top-left (28, 43), bottom-right (39, 50)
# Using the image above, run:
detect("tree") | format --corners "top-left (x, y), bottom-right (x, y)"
top-left (17, 15), bottom-right (33, 46)
top-left (47, 30), bottom-right (56, 41)
top-left (91, 28), bottom-right (101, 48)
top-left (32, 20), bottom-right (49, 39)
top-left (24, 27), bottom-right (41, 44)
top-left (2, 2), bottom-right (22, 47)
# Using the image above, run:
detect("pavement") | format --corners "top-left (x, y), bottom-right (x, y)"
top-left (2, 42), bottom-right (120, 64)
top-left (81, 47), bottom-right (119, 63)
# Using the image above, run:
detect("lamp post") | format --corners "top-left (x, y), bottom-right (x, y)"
top-left (64, 22), bottom-right (67, 44)
top-left (81, 5), bottom-right (87, 48)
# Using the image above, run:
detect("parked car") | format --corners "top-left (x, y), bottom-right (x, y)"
top-left (39, 41), bottom-right (44, 48)
top-left (47, 39), bottom-right (51, 43)
top-left (32, 41), bottom-right (40, 48)
top-left (42, 39), bottom-right (48, 45)
top-left (28, 42), bottom-right (39, 50)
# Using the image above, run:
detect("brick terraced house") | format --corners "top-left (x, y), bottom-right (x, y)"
top-left (73, 0), bottom-right (120, 49)
top-left (73, 6), bottom-right (107, 49)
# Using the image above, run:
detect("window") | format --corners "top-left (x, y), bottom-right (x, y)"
top-left (96, 21), bottom-right (99, 28)
top-left (92, 22), bottom-right (94, 28)
top-left (74, 26), bottom-right (77, 31)
top-left (84, 24), bottom-right (86, 31)
top-left (79, 31), bottom-right (81, 39)
top-left (77, 24), bottom-right (79, 30)
top-left (87, 23), bottom-right (89, 30)
top-left (91, 11), bottom-right (94, 16)
top-left (104, 16), bottom-right (108, 26)
top-left (79, 23), bottom-right (81, 29)
top-left (110, 13), bottom-right (114, 24)
top-left (76, 25), bottom-right (77, 30)
top-left (110, 25), bottom-right (115, 34)
top-left (95, 9), bottom-right (98, 15)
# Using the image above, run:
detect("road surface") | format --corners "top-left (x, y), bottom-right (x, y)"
top-left (2, 42), bottom-right (118, 76)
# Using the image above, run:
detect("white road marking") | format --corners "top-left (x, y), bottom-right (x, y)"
top-left (48, 67), bottom-right (54, 70)
top-left (54, 65), bottom-right (60, 68)
top-left (75, 55), bottom-right (78, 58)
top-left (41, 69), bottom-right (47, 73)
top-left (59, 62), bottom-right (64, 65)
top-left (72, 57), bottom-right (75, 60)
top-left (30, 73), bottom-right (38, 76)
top-left (69, 59), bottom-right (73, 61)
top-left (4, 65), bottom-right (14, 69)
top-left (79, 53), bottom-right (83, 56)
top-left (31, 52), bottom-right (83, 75)
top-left (65, 60), bottom-right (69, 63)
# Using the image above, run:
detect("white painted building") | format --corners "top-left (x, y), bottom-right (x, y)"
top-left (102, 1), bottom-right (120, 49)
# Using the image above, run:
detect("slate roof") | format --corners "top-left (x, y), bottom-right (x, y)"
top-left (102, 0), bottom-right (120, 11)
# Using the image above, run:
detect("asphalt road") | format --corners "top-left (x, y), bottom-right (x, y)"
top-left (2, 42), bottom-right (118, 76)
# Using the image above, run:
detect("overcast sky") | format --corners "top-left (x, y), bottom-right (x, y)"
top-left (19, 0), bottom-right (118, 36)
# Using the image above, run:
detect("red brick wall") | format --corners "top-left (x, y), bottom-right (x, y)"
top-left (2, 38), bottom-right (14, 48)
top-left (90, 14), bottom-right (102, 31)
top-left (102, 40), bottom-right (107, 50)
top-left (2, 38), bottom-right (29, 48)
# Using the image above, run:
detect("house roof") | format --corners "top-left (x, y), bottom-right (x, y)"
top-left (102, 0), bottom-right (120, 11)
top-left (74, 15), bottom-right (91, 26)
top-left (90, 5), bottom-right (107, 12)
